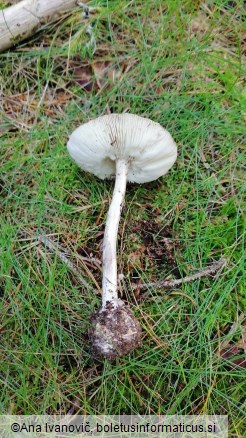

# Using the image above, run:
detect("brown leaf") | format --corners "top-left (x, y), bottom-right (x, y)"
top-left (190, 11), bottom-right (210, 35)
top-left (69, 61), bottom-right (96, 91)
top-left (93, 61), bottom-right (122, 89)
top-left (220, 341), bottom-right (246, 368)
top-left (127, 245), bottom-right (145, 271)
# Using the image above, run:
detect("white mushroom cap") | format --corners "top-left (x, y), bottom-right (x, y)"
top-left (67, 113), bottom-right (177, 183)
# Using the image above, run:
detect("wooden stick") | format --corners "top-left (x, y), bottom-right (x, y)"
top-left (37, 231), bottom-right (226, 296)
top-left (0, 0), bottom-right (78, 52)
top-left (133, 257), bottom-right (227, 290)
top-left (38, 233), bottom-right (97, 291)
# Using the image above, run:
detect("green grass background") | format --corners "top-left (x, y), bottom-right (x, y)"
top-left (0, 0), bottom-right (245, 434)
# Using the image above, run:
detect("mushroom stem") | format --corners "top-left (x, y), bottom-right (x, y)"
top-left (102, 159), bottom-right (128, 309)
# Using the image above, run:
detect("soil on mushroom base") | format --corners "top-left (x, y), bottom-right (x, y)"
top-left (89, 302), bottom-right (142, 360)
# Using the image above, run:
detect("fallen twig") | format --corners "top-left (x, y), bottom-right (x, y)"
top-left (37, 232), bottom-right (226, 297)
top-left (133, 257), bottom-right (227, 291)
top-left (38, 234), bottom-right (101, 292)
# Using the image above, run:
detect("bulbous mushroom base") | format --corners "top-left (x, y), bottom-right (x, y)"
top-left (89, 302), bottom-right (142, 359)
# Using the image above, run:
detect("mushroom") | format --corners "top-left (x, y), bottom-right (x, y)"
top-left (67, 113), bottom-right (177, 359)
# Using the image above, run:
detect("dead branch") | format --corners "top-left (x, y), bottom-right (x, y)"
top-left (0, 0), bottom-right (79, 53)
top-left (38, 233), bottom-right (101, 292)
top-left (133, 257), bottom-right (227, 290)
top-left (37, 231), bottom-right (226, 298)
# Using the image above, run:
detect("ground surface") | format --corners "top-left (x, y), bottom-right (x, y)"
top-left (0, 0), bottom-right (245, 435)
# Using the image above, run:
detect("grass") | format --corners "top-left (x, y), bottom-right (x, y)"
top-left (0, 0), bottom-right (245, 434)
